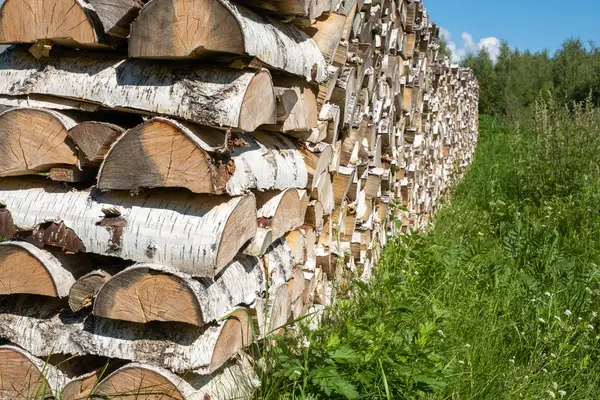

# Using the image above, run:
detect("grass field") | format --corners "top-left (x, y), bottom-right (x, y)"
top-left (254, 98), bottom-right (600, 399)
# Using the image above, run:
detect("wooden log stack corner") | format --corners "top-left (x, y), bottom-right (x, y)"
top-left (0, 0), bottom-right (478, 398)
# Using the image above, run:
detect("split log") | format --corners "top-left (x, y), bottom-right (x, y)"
top-left (230, 0), bottom-right (332, 21)
top-left (256, 189), bottom-right (306, 240)
top-left (0, 178), bottom-right (257, 277)
top-left (263, 238), bottom-right (294, 286)
top-left (242, 227), bottom-right (274, 257)
top-left (49, 166), bottom-right (98, 183)
top-left (68, 121), bottom-right (126, 165)
top-left (319, 103), bottom-right (341, 144)
top-left (266, 283), bottom-right (292, 333)
top-left (226, 131), bottom-right (308, 196)
top-left (304, 200), bottom-right (324, 230)
top-left (61, 370), bottom-right (103, 400)
top-left (129, 0), bottom-right (327, 82)
top-left (296, 143), bottom-right (333, 190)
top-left (312, 172), bottom-right (335, 215)
top-left (0, 241), bottom-right (86, 297)
top-left (333, 166), bottom-right (356, 205)
top-left (0, 298), bottom-right (254, 374)
top-left (316, 66), bottom-right (341, 109)
top-left (0, 107), bottom-right (79, 177)
top-left (0, 0), bottom-right (141, 48)
top-left (0, 47), bottom-right (276, 131)
top-left (330, 66), bottom-right (356, 124)
top-left (98, 120), bottom-right (308, 195)
top-left (300, 12), bottom-right (347, 65)
top-left (93, 258), bottom-right (264, 326)
top-left (69, 270), bottom-right (112, 312)
top-left (91, 363), bottom-right (198, 400)
top-left (263, 76), bottom-right (318, 132)
top-left (0, 345), bottom-right (66, 399)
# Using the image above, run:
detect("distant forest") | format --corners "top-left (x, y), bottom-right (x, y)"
top-left (446, 39), bottom-right (600, 116)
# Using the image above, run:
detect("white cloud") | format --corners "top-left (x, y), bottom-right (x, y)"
top-left (439, 27), bottom-right (501, 63)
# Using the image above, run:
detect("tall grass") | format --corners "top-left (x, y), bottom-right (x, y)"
top-left (254, 97), bottom-right (600, 399)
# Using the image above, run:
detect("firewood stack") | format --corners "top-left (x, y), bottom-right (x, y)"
top-left (0, 0), bottom-right (478, 398)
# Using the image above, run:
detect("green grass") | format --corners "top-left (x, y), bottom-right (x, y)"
top-left (254, 98), bottom-right (600, 399)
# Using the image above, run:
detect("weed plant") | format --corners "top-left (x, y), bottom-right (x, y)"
top-left (254, 97), bottom-right (600, 399)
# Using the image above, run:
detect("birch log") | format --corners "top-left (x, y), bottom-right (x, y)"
top-left (0, 178), bottom-right (257, 277)
top-left (0, 107), bottom-right (80, 176)
top-left (91, 363), bottom-right (197, 400)
top-left (0, 47), bottom-right (276, 131)
top-left (256, 189), bottom-right (306, 240)
top-left (236, 0), bottom-right (332, 19)
top-left (0, 0), bottom-right (142, 48)
top-left (263, 77), bottom-right (319, 132)
top-left (68, 121), bottom-right (126, 166)
top-left (297, 143), bottom-right (333, 190)
top-left (93, 257), bottom-right (264, 326)
top-left (97, 119), bottom-right (308, 195)
top-left (61, 370), bottom-right (103, 400)
top-left (226, 131), bottom-right (308, 196)
top-left (0, 242), bottom-right (86, 297)
top-left (300, 11), bottom-right (347, 65)
top-left (0, 0), bottom-right (106, 49)
top-left (68, 270), bottom-right (112, 312)
top-left (129, 0), bottom-right (327, 82)
top-left (0, 298), bottom-right (254, 374)
top-left (0, 345), bottom-right (67, 399)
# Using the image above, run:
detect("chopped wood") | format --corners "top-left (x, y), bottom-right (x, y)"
top-left (296, 143), bottom-right (333, 190)
top-left (0, 242), bottom-right (84, 297)
top-left (69, 270), bottom-right (112, 312)
top-left (68, 121), bottom-right (126, 165)
top-left (49, 166), bottom-right (98, 183)
top-left (93, 258), bottom-right (264, 326)
top-left (256, 189), bottom-right (306, 240)
top-left (0, 108), bottom-right (78, 176)
top-left (91, 363), bottom-right (195, 400)
top-left (0, 345), bottom-right (66, 399)
top-left (0, 47), bottom-right (276, 131)
top-left (264, 76), bottom-right (319, 132)
top-left (0, 178), bottom-right (257, 277)
top-left (129, 0), bottom-right (327, 82)
top-left (0, 297), bottom-right (254, 374)
top-left (0, 0), bottom-right (141, 48)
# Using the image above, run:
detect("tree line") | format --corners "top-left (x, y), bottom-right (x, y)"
top-left (458, 39), bottom-right (600, 116)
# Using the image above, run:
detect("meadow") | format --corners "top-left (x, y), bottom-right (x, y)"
top-left (254, 96), bottom-right (600, 399)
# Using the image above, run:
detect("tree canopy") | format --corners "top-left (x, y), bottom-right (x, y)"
top-left (462, 39), bottom-right (600, 115)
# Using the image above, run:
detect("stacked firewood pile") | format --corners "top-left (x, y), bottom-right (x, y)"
top-left (0, 0), bottom-right (478, 398)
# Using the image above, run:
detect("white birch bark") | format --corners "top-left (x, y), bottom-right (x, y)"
top-left (0, 47), bottom-right (276, 131)
top-left (0, 178), bottom-right (257, 277)
top-left (130, 0), bottom-right (327, 82)
top-left (0, 297), bottom-right (251, 374)
top-left (226, 132), bottom-right (308, 196)
top-left (93, 258), bottom-right (265, 326)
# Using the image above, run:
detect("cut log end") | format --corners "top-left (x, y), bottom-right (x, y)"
top-left (0, 108), bottom-right (77, 177)
top-left (97, 119), bottom-right (229, 194)
top-left (210, 309), bottom-right (253, 373)
top-left (68, 121), bottom-right (125, 164)
top-left (0, 242), bottom-right (76, 297)
top-left (92, 364), bottom-right (186, 400)
top-left (0, 0), bottom-right (101, 48)
top-left (93, 265), bottom-right (204, 326)
top-left (68, 270), bottom-right (111, 312)
top-left (215, 194), bottom-right (258, 273)
top-left (240, 70), bottom-right (277, 131)
top-left (0, 345), bottom-right (60, 399)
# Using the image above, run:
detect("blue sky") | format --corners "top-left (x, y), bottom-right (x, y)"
top-left (425, 0), bottom-right (600, 62)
